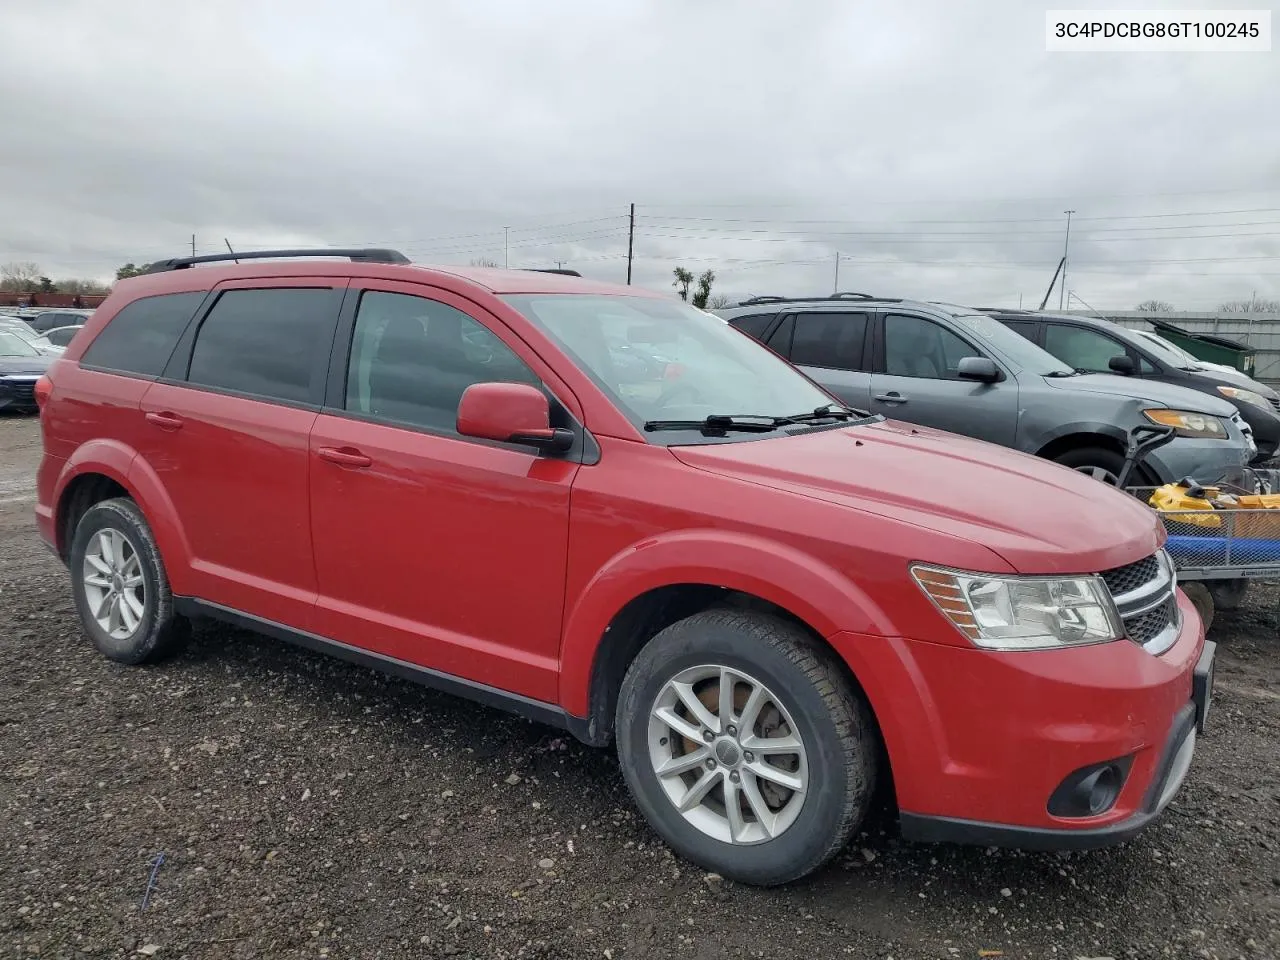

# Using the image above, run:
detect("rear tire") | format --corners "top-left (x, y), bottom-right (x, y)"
top-left (1053, 446), bottom-right (1133, 486)
top-left (69, 497), bottom-right (189, 665)
top-left (615, 609), bottom-right (878, 887)
top-left (1207, 578), bottom-right (1249, 612)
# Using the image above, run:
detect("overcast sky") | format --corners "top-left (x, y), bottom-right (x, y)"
top-left (1, 0), bottom-right (1277, 309)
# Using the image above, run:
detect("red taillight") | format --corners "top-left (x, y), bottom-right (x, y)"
top-left (34, 374), bottom-right (52, 410)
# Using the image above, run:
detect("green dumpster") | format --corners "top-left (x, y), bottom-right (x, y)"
top-left (1151, 320), bottom-right (1256, 377)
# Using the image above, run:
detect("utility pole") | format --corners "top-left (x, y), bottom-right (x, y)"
top-left (191, 234), bottom-right (196, 257)
top-left (626, 203), bottom-right (635, 285)
top-left (833, 251), bottom-right (840, 293)
top-left (1059, 210), bottom-right (1074, 310)
top-left (503, 226), bottom-right (510, 269)
top-left (554, 260), bottom-right (565, 270)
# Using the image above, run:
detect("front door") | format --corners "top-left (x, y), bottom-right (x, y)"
top-left (774, 310), bottom-right (874, 410)
top-left (307, 283), bottom-right (579, 703)
top-left (868, 312), bottom-right (1018, 447)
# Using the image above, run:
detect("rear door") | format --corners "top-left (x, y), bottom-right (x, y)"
top-left (771, 310), bottom-right (873, 409)
top-left (868, 312), bottom-right (1019, 446)
top-left (135, 278), bottom-right (347, 629)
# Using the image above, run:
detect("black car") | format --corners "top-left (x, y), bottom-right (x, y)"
top-left (986, 309), bottom-right (1280, 463)
top-left (0, 329), bottom-right (53, 412)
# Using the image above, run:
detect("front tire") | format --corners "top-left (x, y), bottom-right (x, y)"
top-left (69, 497), bottom-right (188, 665)
top-left (615, 609), bottom-right (878, 886)
top-left (1053, 446), bottom-right (1131, 486)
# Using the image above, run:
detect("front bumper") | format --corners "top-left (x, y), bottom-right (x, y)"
top-left (0, 378), bottom-right (40, 411)
top-left (1143, 433), bottom-right (1251, 484)
top-left (828, 589), bottom-right (1211, 850)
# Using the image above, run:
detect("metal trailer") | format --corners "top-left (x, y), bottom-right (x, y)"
top-left (1116, 424), bottom-right (1280, 627)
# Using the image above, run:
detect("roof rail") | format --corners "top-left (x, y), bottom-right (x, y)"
top-left (974, 306), bottom-right (1033, 314)
top-left (522, 268), bottom-right (582, 277)
top-left (142, 248), bottom-right (411, 274)
top-left (736, 292), bottom-right (882, 307)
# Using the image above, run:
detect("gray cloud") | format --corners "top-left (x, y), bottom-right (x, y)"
top-left (1, 0), bottom-right (1277, 309)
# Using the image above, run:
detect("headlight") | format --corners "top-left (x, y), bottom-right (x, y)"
top-left (1215, 385), bottom-right (1269, 409)
top-left (911, 565), bottom-right (1124, 651)
top-left (1143, 408), bottom-right (1228, 439)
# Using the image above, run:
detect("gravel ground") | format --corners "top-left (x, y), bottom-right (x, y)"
top-left (1, 413), bottom-right (1277, 960)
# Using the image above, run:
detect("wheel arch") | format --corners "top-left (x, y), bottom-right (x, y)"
top-left (51, 443), bottom-right (194, 592)
top-left (558, 530), bottom-right (894, 747)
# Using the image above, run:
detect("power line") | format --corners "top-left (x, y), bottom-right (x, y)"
top-left (637, 207), bottom-right (1280, 226)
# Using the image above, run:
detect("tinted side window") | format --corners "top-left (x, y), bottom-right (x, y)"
top-left (80, 292), bottom-right (205, 378)
top-left (1001, 319), bottom-right (1037, 342)
top-left (765, 315), bottom-right (794, 355)
top-left (346, 290), bottom-right (538, 434)
top-left (884, 314), bottom-right (979, 380)
top-left (1043, 324), bottom-right (1127, 373)
top-left (187, 288), bottom-right (334, 403)
top-left (790, 312), bottom-right (869, 370)
top-left (728, 313), bottom-right (776, 341)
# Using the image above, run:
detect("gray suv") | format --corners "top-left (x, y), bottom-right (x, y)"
top-left (716, 294), bottom-right (1254, 486)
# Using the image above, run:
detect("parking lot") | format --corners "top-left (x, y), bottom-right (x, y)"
top-left (0, 413), bottom-right (1276, 960)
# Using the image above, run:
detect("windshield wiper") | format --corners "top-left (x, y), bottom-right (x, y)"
top-left (777, 403), bottom-right (860, 423)
top-left (644, 414), bottom-right (782, 433)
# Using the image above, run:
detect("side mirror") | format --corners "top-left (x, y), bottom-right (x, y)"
top-left (457, 382), bottom-right (573, 453)
top-left (956, 356), bottom-right (1001, 383)
top-left (1109, 355), bottom-right (1136, 375)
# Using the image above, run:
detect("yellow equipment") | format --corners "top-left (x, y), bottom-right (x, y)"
top-left (1148, 480), bottom-right (1280, 538)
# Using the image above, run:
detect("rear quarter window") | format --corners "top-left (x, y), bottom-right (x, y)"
top-left (80, 292), bottom-right (207, 378)
top-left (727, 313), bottom-right (777, 341)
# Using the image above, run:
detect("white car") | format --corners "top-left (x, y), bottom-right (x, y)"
top-left (0, 318), bottom-right (63, 356)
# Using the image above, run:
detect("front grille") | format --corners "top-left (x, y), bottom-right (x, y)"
top-left (1100, 555), bottom-right (1159, 597)
top-left (1123, 595), bottom-right (1177, 646)
top-left (1, 379), bottom-right (36, 406)
top-left (1099, 551), bottom-right (1179, 654)
top-left (1269, 396), bottom-right (1280, 413)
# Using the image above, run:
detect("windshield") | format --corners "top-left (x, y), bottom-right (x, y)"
top-left (949, 312), bottom-right (1074, 376)
top-left (1135, 330), bottom-right (1199, 369)
top-left (503, 294), bottom-right (845, 436)
top-left (0, 321), bottom-right (38, 343)
top-left (0, 331), bottom-right (40, 358)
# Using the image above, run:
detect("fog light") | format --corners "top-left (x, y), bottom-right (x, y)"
top-left (1047, 756), bottom-right (1133, 818)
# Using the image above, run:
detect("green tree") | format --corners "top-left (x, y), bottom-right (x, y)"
top-left (691, 270), bottom-right (716, 309)
top-left (116, 263), bottom-right (147, 280)
top-left (672, 267), bottom-right (694, 301)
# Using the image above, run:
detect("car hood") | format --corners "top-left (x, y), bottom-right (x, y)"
top-left (1182, 367), bottom-right (1279, 400)
top-left (1042, 372), bottom-right (1237, 415)
top-left (0, 355), bottom-right (51, 376)
top-left (670, 419), bottom-right (1162, 575)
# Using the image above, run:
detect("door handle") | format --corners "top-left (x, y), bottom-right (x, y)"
top-left (145, 411), bottom-right (184, 431)
top-left (317, 446), bottom-right (372, 469)
top-left (873, 392), bottom-right (907, 404)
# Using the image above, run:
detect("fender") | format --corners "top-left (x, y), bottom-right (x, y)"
top-left (1027, 420), bottom-right (1128, 457)
top-left (51, 440), bottom-right (196, 595)
top-left (557, 528), bottom-right (895, 716)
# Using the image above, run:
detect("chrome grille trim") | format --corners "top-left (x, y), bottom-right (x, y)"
top-left (1102, 550), bottom-right (1180, 656)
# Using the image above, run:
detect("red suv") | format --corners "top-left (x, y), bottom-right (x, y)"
top-left (34, 249), bottom-right (1215, 886)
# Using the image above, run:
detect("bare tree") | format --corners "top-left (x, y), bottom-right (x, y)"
top-left (59, 278), bottom-right (111, 296)
top-left (1135, 299), bottom-right (1174, 312)
top-left (469, 257), bottom-right (500, 268)
top-left (1220, 296), bottom-right (1280, 313)
top-left (708, 294), bottom-right (731, 310)
top-left (672, 267), bottom-right (694, 301)
top-left (0, 261), bottom-right (43, 293)
top-left (691, 270), bottom-right (716, 309)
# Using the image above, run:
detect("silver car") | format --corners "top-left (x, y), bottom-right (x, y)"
top-left (717, 295), bottom-right (1253, 486)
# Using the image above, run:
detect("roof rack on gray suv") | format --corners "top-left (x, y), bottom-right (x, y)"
top-left (737, 292), bottom-right (886, 306)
